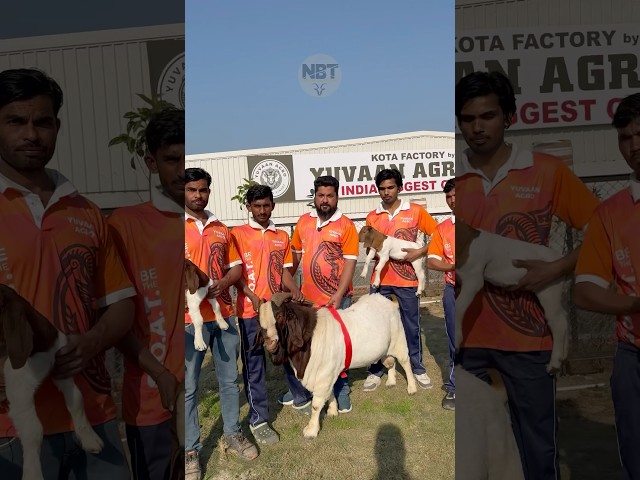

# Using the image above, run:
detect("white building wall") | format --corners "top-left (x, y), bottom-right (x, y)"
top-left (186, 131), bottom-right (455, 227)
top-left (0, 24), bottom-right (184, 208)
top-left (455, 0), bottom-right (640, 177)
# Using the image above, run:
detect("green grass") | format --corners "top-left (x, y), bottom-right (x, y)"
top-left (195, 302), bottom-right (454, 480)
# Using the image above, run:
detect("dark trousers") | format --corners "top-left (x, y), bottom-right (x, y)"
top-left (443, 283), bottom-right (455, 393)
top-left (369, 285), bottom-right (425, 376)
top-left (125, 421), bottom-right (172, 480)
top-left (458, 348), bottom-right (559, 480)
top-left (611, 341), bottom-right (640, 480)
top-left (238, 316), bottom-right (270, 426)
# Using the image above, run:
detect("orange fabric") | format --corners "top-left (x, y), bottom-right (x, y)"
top-left (427, 218), bottom-right (455, 286)
top-left (575, 188), bottom-right (640, 348)
top-left (108, 202), bottom-right (186, 427)
top-left (184, 215), bottom-right (240, 323)
top-left (0, 189), bottom-right (134, 436)
top-left (365, 202), bottom-right (437, 288)
top-left (231, 223), bottom-right (293, 318)
top-left (457, 152), bottom-right (599, 352)
top-left (291, 213), bottom-right (358, 306)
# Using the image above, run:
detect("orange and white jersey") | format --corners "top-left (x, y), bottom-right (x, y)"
top-left (457, 144), bottom-right (599, 352)
top-left (427, 217), bottom-right (455, 286)
top-left (0, 169), bottom-right (136, 437)
top-left (365, 199), bottom-right (437, 288)
top-left (575, 176), bottom-right (640, 348)
top-left (184, 211), bottom-right (241, 323)
top-left (108, 185), bottom-right (185, 427)
top-left (231, 219), bottom-right (294, 318)
top-left (291, 210), bottom-right (358, 306)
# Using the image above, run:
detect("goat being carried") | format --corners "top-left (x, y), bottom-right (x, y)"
top-left (257, 292), bottom-right (417, 439)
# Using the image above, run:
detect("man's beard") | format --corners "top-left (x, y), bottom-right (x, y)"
top-left (316, 204), bottom-right (337, 221)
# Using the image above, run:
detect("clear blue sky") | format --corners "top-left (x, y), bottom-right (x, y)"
top-left (186, 1), bottom-right (454, 154)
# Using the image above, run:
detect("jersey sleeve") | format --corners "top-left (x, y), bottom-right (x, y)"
top-left (575, 207), bottom-right (613, 289)
top-left (225, 228), bottom-right (242, 268)
top-left (283, 234), bottom-right (294, 268)
top-left (552, 162), bottom-right (599, 231)
top-left (342, 220), bottom-right (359, 260)
top-left (427, 225), bottom-right (445, 260)
top-left (229, 228), bottom-right (245, 266)
top-left (418, 207), bottom-right (438, 236)
top-left (291, 222), bottom-right (303, 253)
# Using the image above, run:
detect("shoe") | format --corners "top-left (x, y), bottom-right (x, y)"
top-left (223, 432), bottom-right (259, 461)
top-left (442, 392), bottom-right (455, 411)
top-left (278, 391), bottom-right (294, 406)
top-left (363, 374), bottom-right (382, 392)
top-left (250, 422), bottom-right (280, 445)
top-left (292, 400), bottom-right (312, 415)
top-left (414, 372), bottom-right (433, 389)
top-left (185, 450), bottom-right (201, 480)
top-left (337, 395), bottom-right (352, 413)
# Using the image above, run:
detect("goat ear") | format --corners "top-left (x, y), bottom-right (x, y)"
top-left (287, 308), bottom-right (304, 350)
top-left (185, 265), bottom-right (199, 294)
top-left (2, 298), bottom-right (34, 370)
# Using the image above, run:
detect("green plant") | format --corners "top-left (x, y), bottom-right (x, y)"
top-left (108, 94), bottom-right (173, 170)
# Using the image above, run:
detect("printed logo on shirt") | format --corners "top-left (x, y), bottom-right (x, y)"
top-left (0, 247), bottom-right (15, 289)
top-left (511, 185), bottom-right (541, 200)
top-left (67, 217), bottom-right (96, 238)
top-left (615, 247), bottom-right (632, 268)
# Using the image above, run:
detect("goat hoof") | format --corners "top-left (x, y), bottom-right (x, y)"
top-left (385, 379), bottom-right (396, 387)
top-left (326, 406), bottom-right (338, 417)
top-left (408, 386), bottom-right (417, 395)
top-left (303, 425), bottom-right (319, 439)
top-left (194, 341), bottom-right (207, 351)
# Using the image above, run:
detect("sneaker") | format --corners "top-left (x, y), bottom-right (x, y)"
top-left (414, 372), bottom-right (433, 389)
top-left (250, 422), bottom-right (280, 445)
top-left (363, 374), bottom-right (382, 392)
top-left (442, 392), bottom-right (455, 411)
top-left (185, 450), bottom-right (201, 480)
top-left (292, 400), bottom-right (312, 415)
top-left (278, 391), bottom-right (294, 406)
top-left (223, 432), bottom-right (259, 461)
top-left (337, 395), bottom-right (352, 413)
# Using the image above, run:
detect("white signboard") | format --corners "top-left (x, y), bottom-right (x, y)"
top-left (292, 150), bottom-right (455, 200)
top-left (456, 24), bottom-right (640, 129)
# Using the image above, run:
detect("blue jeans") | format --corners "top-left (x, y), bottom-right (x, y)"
top-left (185, 319), bottom-right (240, 452)
top-left (238, 316), bottom-right (270, 426)
top-left (443, 283), bottom-right (456, 393)
top-left (125, 420), bottom-right (172, 480)
top-left (0, 420), bottom-right (129, 480)
top-left (284, 296), bottom-right (352, 405)
top-left (368, 286), bottom-right (426, 376)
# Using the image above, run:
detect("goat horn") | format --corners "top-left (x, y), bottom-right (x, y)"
top-left (270, 292), bottom-right (293, 307)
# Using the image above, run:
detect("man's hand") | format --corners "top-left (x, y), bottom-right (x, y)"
top-left (207, 279), bottom-right (225, 299)
top-left (53, 334), bottom-right (97, 379)
top-left (511, 259), bottom-right (562, 293)
top-left (326, 292), bottom-right (343, 308)
top-left (291, 289), bottom-right (305, 303)
top-left (249, 292), bottom-right (262, 313)
top-left (155, 369), bottom-right (180, 412)
top-left (402, 247), bottom-right (426, 264)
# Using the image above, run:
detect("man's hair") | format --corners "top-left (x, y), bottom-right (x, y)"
top-left (314, 175), bottom-right (339, 194)
top-left (612, 93), bottom-right (640, 129)
top-left (0, 68), bottom-right (63, 115)
top-left (443, 178), bottom-right (455, 193)
top-left (246, 184), bottom-right (274, 204)
top-left (455, 71), bottom-right (516, 126)
top-left (146, 107), bottom-right (185, 154)
top-left (375, 168), bottom-right (403, 189)
top-left (185, 167), bottom-right (212, 187)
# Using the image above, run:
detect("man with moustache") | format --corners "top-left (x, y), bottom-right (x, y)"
top-left (455, 70), bottom-right (599, 480)
top-left (574, 93), bottom-right (640, 480)
top-left (0, 68), bottom-right (135, 479)
top-left (108, 107), bottom-right (185, 480)
top-left (184, 168), bottom-right (258, 479)
top-left (278, 175), bottom-right (358, 414)
top-left (362, 168), bottom-right (438, 392)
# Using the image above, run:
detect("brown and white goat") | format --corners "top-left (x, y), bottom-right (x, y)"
top-left (257, 292), bottom-right (417, 439)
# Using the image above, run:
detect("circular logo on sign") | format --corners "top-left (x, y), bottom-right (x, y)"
top-left (251, 159), bottom-right (291, 198)
top-left (158, 53), bottom-right (185, 108)
top-left (299, 53), bottom-right (341, 98)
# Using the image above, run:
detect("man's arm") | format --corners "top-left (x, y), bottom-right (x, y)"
top-left (427, 257), bottom-right (455, 273)
top-left (403, 245), bottom-right (429, 263)
top-left (54, 297), bottom-right (135, 378)
top-left (208, 264), bottom-right (242, 297)
top-left (574, 282), bottom-right (640, 315)
top-left (282, 269), bottom-right (304, 302)
top-left (327, 259), bottom-right (356, 308)
top-left (512, 246), bottom-right (582, 293)
top-left (116, 332), bottom-right (179, 411)
top-left (291, 251), bottom-right (302, 276)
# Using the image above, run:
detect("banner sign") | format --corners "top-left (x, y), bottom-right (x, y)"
top-left (147, 39), bottom-right (185, 109)
top-left (455, 24), bottom-right (639, 130)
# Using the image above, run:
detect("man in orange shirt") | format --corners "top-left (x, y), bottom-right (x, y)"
top-left (184, 167), bottom-right (257, 478)
top-left (574, 93), bottom-right (640, 480)
top-left (455, 71), bottom-right (599, 480)
top-left (231, 184), bottom-right (303, 445)
top-left (426, 178), bottom-right (456, 411)
top-left (280, 175), bottom-right (358, 414)
top-left (108, 107), bottom-right (185, 480)
top-left (362, 168), bottom-right (438, 392)
top-left (0, 68), bottom-right (135, 479)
